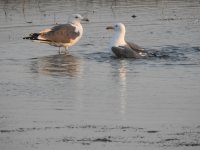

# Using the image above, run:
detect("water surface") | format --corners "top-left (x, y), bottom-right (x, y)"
top-left (0, 0), bottom-right (200, 149)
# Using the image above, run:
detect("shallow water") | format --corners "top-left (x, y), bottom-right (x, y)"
top-left (0, 0), bottom-right (200, 149)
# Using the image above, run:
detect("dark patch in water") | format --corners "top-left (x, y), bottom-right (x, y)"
top-left (0, 128), bottom-right (26, 133)
top-left (131, 14), bottom-right (137, 18)
top-left (93, 137), bottom-right (112, 142)
top-left (30, 57), bottom-right (38, 60)
top-left (0, 115), bottom-right (7, 119)
top-left (146, 130), bottom-right (159, 133)
top-left (177, 143), bottom-right (200, 147)
top-left (192, 46), bottom-right (200, 52)
top-left (62, 137), bottom-right (74, 142)
top-left (164, 138), bottom-right (179, 141)
top-left (80, 43), bottom-right (94, 46)
top-left (146, 45), bottom-right (200, 66)
top-left (62, 136), bottom-right (112, 143)
top-left (147, 45), bottom-right (187, 61)
top-left (0, 130), bottom-right (13, 133)
top-left (0, 124), bottom-right (143, 134)
top-left (0, 126), bottom-right (65, 133)
top-left (174, 132), bottom-right (186, 136)
top-left (78, 137), bottom-right (112, 143)
top-left (79, 125), bottom-right (97, 129)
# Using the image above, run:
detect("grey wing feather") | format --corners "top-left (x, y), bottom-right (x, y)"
top-left (40, 24), bottom-right (80, 43)
top-left (126, 41), bottom-right (145, 53)
top-left (112, 46), bottom-right (145, 58)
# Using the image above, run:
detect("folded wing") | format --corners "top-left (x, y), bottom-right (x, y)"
top-left (126, 41), bottom-right (145, 53)
top-left (23, 24), bottom-right (80, 44)
top-left (112, 46), bottom-right (148, 58)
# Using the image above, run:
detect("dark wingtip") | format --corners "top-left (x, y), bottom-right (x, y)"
top-left (23, 37), bottom-right (30, 39)
top-left (23, 33), bottom-right (40, 40)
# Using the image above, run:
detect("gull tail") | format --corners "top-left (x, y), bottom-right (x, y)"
top-left (23, 33), bottom-right (40, 40)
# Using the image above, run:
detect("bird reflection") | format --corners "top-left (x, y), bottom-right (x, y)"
top-left (31, 54), bottom-right (81, 77)
top-left (118, 60), bottom-right (127, 116)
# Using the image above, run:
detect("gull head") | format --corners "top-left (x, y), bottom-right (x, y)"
top-left (68, 14), bottom-right (89, 24)
top-left (106, 23), bottom-right (127, 52)
top-left (106, 23), bottom-right (126, 34)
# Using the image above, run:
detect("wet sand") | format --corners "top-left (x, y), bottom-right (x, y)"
top-left (0, 0), bottom-right (200, 149)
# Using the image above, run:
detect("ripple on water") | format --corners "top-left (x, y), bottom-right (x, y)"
top-left (83, 45), bottom-right (200, 66)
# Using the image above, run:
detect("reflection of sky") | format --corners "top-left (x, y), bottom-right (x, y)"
top-left (118, 60), bottom-right (127, 118)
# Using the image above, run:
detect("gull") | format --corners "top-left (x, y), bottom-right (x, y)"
top-left (106, 23), bottom-right (148, 58)
top-left (23, 14), bottom-right (89, 54)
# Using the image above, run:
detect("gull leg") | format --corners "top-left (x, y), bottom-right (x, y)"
top-left (58, 47), bottom-right (61, 54)
top-left (64, 47), bottom-right (69, 55)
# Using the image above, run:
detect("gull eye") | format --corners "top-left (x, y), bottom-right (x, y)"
top-left (115, 25), bottom-right (118, 28)
top-left (75, 16), bottom-right (79, 19)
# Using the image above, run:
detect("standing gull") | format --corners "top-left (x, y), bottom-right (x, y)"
top-left (23, 14), bottom-right (89, 54)
top-left (106, 23), bottom-right (148, 58)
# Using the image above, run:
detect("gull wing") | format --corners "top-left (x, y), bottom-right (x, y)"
top-left (126, 41), bottom-right (145, 53)
top-left (111, 46), bottom-right (147, 58)
top-left (38, 24), bottom-right (80, 43)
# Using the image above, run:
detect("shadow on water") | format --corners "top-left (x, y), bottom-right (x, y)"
top-left (30, 54), bottom-right (81, 77)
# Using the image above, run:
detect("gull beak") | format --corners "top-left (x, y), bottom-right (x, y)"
top-left (82, 17), bottom-right (89, 22)
top-left (106, 26), bottom-right (114, 30)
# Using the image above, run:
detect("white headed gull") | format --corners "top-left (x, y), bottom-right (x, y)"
top-left (106, 23), bottom-right (148, 58)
